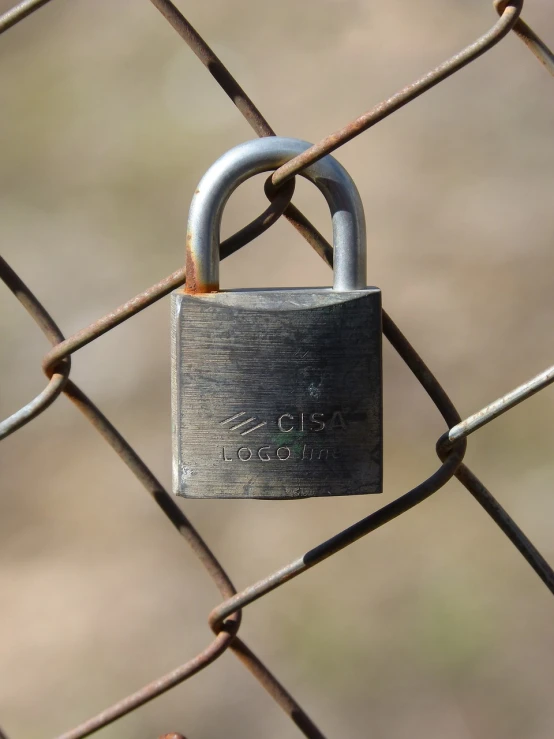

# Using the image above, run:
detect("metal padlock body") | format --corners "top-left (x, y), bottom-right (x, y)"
top-left (172, 137), bottom-right (382, 499)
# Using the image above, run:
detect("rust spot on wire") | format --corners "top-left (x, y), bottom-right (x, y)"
top-left (270, 0), bottom-right (524, 187)
top-left (494, 0), bottom-right (554, 75)
top-left (0, 0), bottom-right (54, 34)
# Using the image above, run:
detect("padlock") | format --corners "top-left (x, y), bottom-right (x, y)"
top-left (171, 137), bottom-right (382, 499)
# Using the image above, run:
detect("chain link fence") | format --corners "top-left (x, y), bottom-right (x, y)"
top-left (1, 0), bottom-right (553, 737)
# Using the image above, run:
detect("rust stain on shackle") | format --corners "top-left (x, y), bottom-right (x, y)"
top-left (185, 230), bottom-right (218, 294)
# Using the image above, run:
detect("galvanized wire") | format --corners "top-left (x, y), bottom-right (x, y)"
top-left (1, 1), bottom-right (554, 737)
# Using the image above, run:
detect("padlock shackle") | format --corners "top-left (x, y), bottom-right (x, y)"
top-left (184, 137), bottom-right (366, 294)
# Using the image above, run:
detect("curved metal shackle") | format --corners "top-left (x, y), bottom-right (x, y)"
top-left (184, 137), bottom-right (367, 293)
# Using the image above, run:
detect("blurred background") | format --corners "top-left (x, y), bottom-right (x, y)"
top-left (1, 1), bottom-right (553, 737)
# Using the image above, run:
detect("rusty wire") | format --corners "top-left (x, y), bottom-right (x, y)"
top-left (1, 1), bottom-right (554, 737)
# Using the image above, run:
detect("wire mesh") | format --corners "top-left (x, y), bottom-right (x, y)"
top-left (1, 0), bottom-right (554, 737)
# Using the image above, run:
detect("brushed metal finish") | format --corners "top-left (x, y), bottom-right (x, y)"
top-left (172, 288), bottom-right (382, 499)
top-left (185, 137), bottom-right (366, 293)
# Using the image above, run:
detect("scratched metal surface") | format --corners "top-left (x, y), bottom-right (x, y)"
top-left (172, 289), bottom-right (382, 498)
top-left (1, 1), bottom-right (554, 738)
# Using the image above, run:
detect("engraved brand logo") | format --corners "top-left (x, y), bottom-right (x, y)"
top-left (220, 412), bottom-right (267, 436)
top-left (221, 410), bottom-right (348, 435)
top-left (277, 411), bottom-right (346, 433)
top-left (220, 410), bottom-right (355, 462)
top-left (222, 445), bottom-right (341, 462)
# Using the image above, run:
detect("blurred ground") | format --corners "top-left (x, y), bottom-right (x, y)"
top-left (1, 1), bottom-right (554, 737)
